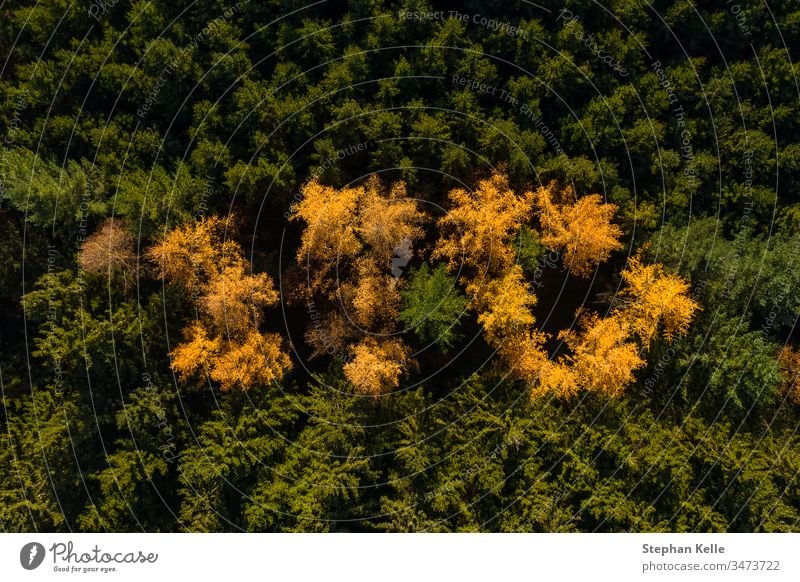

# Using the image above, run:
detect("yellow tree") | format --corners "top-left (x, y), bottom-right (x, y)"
top-left (434, 172), bottom-right (534, 274)
top-left (356, 177), bottom-right (424, 263)
top-left (535, 182), bottom-right (623, 277)
top-left (291, 180), bottom-right (365, 265)
top-left (619, 257), bottom-right (700, 347)
top-left (290, 175), bottom-right (426, 394)
top-left (210, 331), bottom-right (292, 391)
top-left (559, 314), bottom-right (645, 398)
top-left (150, 215), bottom-right (291, 391)
top-left (468, 264), bottom-right (537, 344)
top-left (170, 323), bottom-right (222, 382)
top-left (201, 262), bottom-right (279, 337)
top-left (147, 215), bottom-right (240, 294)
top-left (343, 337), bottom-right (411, 396)
top-left (496, 330), bottom-right (553, 389)
top-left (342, 258), bottom-right (401, 330)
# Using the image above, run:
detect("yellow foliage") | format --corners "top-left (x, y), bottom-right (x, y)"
top-left (170, 323), bottom-right (222, 382)
top-left (147, 216), bottom-right (239, 293)
top-left (305, 311), bottom-right (352, 360)
top-left (290, 180), bottom-right (364, 263)
top-left (153, 215), bottom-right (291, 391)
top-left (210, 331), bottom-right (292, 391)
top-left (469, 265), bottom-right (537, 344)
top-left (534, 360), bottom-right (580, 401)
top-left (497, 330), bottom-right (550, 382)
top-left (170, 322), bottom-right (291, 391)
top-left (356, 177), bottom-right (425, 262)
top-left (620, 257), bottom-right (700, 347)
top-left (434, 172), bottom-right (534, 274)
top-left (290, 176), bottom-right (423, 393)
top-left (345, 259), bottom-right (400, 330)
top-left (201, 262), bottom-right (279, 337)
top-left (778, 346), bottom-right (800, 405)
top-left (562, 314), bottom-right (645, 398)
top-left (535, 182), bottom-right (623, 277)
top-left (78, 218), bottom-right (136, 287)
top-left (343, 337), bottom-right (410, 396)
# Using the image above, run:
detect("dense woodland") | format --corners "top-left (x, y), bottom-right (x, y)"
top-left (2, 0), bottom-right (800, 532)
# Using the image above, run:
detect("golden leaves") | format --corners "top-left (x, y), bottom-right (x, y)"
top-left (201, 262), bottom-right (279, 336)
top-left (343, 337), bottom-right (411, 396)
top-left (620, 257), bottom-right (700, 347)
top-left (209, 331), bottom-right (292, 390)
top-left (535, 182), bottom-right (623, 277)
top-left (292, 176), bottom-right (424, 267)
top-left (469, 265), bottom-right (537, 344)
top-left (357, 177), bottom-right (425, 263)
top-left (291, 175), bottom-right (426, 395)
top-left (429, 174), bottom-right (696, 402)
top-left (559, 314), bottom-right (645, 399)
top-left (529, 258), bottom-right (699, 401)
top-left (778, 346), bottom-right (800, 405)
top-left (149, 216), bottom-right (291, 391)
top-left (153, 173), bottom-right (700, 400)
top-left (291, 180), bottom-right (364, 264)
top-left (170, 323), bottom-right (221, 382)
top-left (433, 172), bottom-right (535, 274)
top-left (147, 215), bottom-right (240, 295)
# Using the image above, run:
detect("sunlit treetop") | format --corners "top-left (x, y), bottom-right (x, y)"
top-left (535, 182), bottom-right (623, 277)
top-left (434, 172), bottom-right (535, 275)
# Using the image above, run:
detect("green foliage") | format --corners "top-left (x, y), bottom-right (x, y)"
top-left (400, 263), bottom-right (467, 350)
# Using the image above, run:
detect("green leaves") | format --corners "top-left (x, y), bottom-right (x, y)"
top-left (400, 263), bottom-right (467, 350)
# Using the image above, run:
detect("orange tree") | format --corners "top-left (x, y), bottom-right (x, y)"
top-left (147, 216), bottom-right (291, 391)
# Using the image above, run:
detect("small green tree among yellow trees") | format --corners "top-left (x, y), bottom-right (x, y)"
top-left (147, 216), bottom-right (291, 391)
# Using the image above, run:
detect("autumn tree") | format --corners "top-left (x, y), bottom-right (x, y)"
top-left (468, 264), bottom-right (537, 344)
top-left (291, 180), bottom-right (364, 268)
top-left (497, 330), bottom-right (553, 392)
top-left (341, 257), bottom-right (401, 331)
top-left (201, 262), bottom-right (279, 337)
top-left (210, 331), bottom-right (292, 390)
top-left (149, 216), bottom-right (291, 391)
top-left (434, 172), bottom-right (534, 274)
top-left (356, 177), bottom-right (425, 263)
top-left (147, 215), bottom-right (240, 295)
top-left (535, 182), bottom-right (623, 277)
top-left (618, 257), bottom-right (700, 347)
top-left (291, 175), bottom-right (427, 395)
top-left (78, 218), bottom-right (136, 288)
top-left (169, 323), bottom-right (221, 382)
top-left (528, 258), bottom-right (699, 400)
top-left (558, 313), bottom-right (645, 398)
top-left (343, 337), bottom-right (411, 396)
top-left (778, 346), bottom-right (800, 405)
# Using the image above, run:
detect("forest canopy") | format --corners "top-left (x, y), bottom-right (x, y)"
top-left (1, 0), bottom-right (799, 533)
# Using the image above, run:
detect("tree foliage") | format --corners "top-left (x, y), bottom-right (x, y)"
top-left (2, 0), bottom-right (799, 534)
